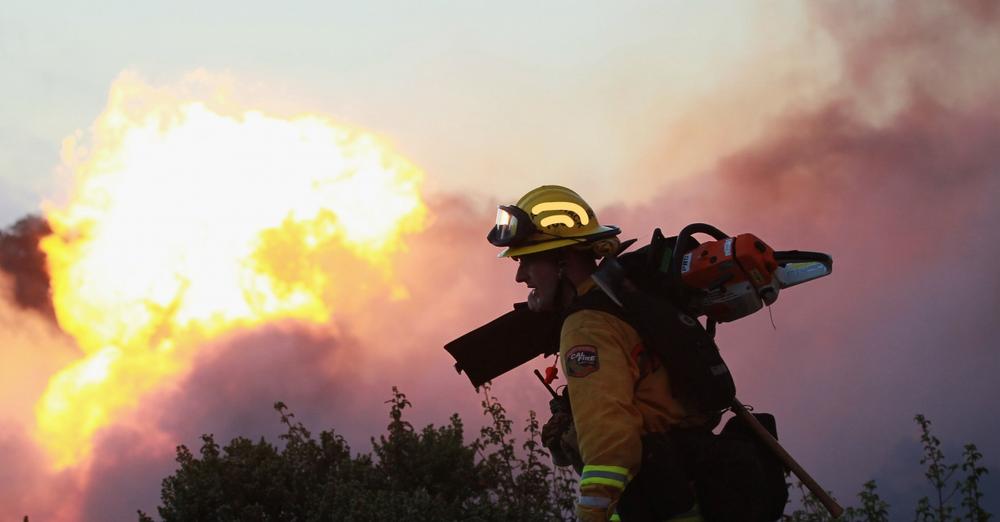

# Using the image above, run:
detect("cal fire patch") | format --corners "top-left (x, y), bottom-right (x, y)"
top-left (565, 345), bottom-right (599, 377)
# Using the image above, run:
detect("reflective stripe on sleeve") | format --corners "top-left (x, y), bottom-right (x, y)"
top-left (577, 495), bottom-right (612, 509)
top-left (580, 464), bottom-right (630, 490)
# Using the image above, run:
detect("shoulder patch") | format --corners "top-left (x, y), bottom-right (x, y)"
top-left (565, 345), bottom-right (599, 377)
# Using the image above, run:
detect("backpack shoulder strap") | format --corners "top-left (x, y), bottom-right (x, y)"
top-left (566, 281), bottom-right (737, 415)
top-left (563, 284), bottom-right (629, 322)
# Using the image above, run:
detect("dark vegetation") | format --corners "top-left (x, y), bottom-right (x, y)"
top-left (786, 414), bottom-right (991, 522)
top-left (138, 389), bottom-right (991, 522)
top-left (137, 386), bottom-right (577, 522)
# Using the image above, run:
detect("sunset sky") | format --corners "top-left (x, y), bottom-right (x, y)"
top-left (2, 1), bottom-right (998, 519)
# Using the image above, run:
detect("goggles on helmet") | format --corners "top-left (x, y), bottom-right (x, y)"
top-left (487, 205), bottom-right (536, 247)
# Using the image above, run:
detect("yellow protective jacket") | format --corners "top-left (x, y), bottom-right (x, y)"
top-left (561, 279), bottom-right (695, 521)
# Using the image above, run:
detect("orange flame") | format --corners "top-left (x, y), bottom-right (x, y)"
top-left (35, 71), bottom-right (427, 469)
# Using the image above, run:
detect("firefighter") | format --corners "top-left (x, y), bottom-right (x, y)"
top-left (488, 185), bottom-right (706, 522)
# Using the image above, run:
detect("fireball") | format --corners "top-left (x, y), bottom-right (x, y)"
top-left (35, 71), bottom-right (427, 469)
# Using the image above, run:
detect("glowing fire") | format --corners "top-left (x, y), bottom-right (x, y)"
top-left (35, 71), bottom-right (427, 469)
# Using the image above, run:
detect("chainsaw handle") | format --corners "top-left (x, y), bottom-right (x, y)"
top-left (670, 223), bottom-right (730, 283)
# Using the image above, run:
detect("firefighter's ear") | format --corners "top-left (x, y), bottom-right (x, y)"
top-left (554, 249), bottom-right (569, 269)
top-left (591, 237), bottom-right (620, 258)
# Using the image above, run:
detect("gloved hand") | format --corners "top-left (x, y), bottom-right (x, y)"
top-left (575, 504), bottom-right (612, 522)
top-left (542, 411), bottom-right (572, 449)
top-left (576, 498), bottom-right (615, 522)
top-left (542, 411), bottom-right (574, 466)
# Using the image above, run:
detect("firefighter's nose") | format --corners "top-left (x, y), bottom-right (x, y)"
top-left (515, 260), bottom-right (529, 284)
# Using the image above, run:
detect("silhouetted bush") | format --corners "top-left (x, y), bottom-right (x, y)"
top-left (140, 392), bottom-right (991, 522)
top-left (786, 414), bottom-right (991, 522)
top-left (139, 386), bottom-right (575, 522)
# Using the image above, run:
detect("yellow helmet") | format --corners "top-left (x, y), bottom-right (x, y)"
top-left (487, 185), bottom-right (620, 258)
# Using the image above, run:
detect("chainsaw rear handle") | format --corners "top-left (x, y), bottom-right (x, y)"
top-left (670, 223), bottom-right (730, 283)
top-left (667, 223), bottom-right (729, 292)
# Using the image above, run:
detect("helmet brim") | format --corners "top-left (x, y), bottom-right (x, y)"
top-left (497, 238), bottom-right (580, 258)
top-left (497, 225), bottom-right (620, 258)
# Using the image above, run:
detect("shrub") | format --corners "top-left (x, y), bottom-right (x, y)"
top-left (139, 386), bottom-right (575, 521)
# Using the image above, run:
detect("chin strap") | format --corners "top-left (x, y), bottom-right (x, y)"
top-left (554, 253), bottom-right (576, 311)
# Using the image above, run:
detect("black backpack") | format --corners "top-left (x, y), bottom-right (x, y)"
top-left (567, 228), bottom-right (737, 415)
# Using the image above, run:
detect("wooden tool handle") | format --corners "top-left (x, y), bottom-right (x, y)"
top-left (731, 399), bottom-right (844, 519)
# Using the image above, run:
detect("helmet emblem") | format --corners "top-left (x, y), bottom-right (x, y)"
top-left (530, 201), bottom-right (590, 228)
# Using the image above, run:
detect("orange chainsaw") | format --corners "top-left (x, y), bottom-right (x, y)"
top-left (591, 223), bottom-right (833, 329)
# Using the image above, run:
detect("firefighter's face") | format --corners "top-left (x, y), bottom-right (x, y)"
top-left (514, 251), bottom-right (562, 312)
